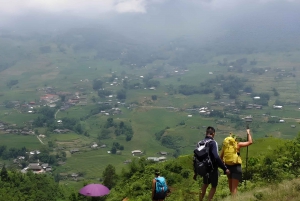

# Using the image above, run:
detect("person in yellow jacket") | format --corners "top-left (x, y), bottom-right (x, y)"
top-left (220, 128), bottom-right (253, 197)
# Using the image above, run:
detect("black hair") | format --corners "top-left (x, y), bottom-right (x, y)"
top-left (155, 170), bottom-right (160, 176)
top-left (206, 126), bottom-right (215, 135)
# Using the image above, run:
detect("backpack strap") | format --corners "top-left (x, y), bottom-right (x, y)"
top-left (197, 139), bottom-right (213, 148)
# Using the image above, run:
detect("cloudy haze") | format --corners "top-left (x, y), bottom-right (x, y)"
top-left (1, 0), bottom-right (300, 43)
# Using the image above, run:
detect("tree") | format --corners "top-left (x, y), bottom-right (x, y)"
top-left (102, 164), bottom-right (118, 189)
top-left (98, 129), bottom-right (111, 140)
top-left (111, 146), bottom-right (117, 154)
top-left (151, 95), bottom-right (157, 100)
top-left (105, 117), bottom-right (114, 128)
top-left (0, 165), bottom-right (9, 181)
top-left (7, 79), bottom-right (19, 88)
top-left (93, 79), bottom-right (103, 90)
top-left (116, 89), bottom-right (126, 100)
top-left (214, 91), bottom-right (221, 100)
top-left (272, 88), bottom-right (279, 96)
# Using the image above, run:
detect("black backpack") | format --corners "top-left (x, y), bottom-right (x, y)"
top-left (193, 139), bottom-right (214, 177)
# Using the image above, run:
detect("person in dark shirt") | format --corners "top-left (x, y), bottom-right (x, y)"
top-left (193, 126), bottom-right (230, 201)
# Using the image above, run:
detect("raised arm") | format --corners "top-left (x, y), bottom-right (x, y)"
top-left (238, 129), bottom-right (253, 147)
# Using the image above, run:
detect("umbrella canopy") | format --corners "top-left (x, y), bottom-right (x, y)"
top-left (79, 184), bottom-right (110, 197)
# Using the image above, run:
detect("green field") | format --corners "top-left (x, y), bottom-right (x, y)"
top-left (0, 134), bottom-right (42, 149)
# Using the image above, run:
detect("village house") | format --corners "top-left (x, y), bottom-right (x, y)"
top-left (131, 150), bottom-right (143, 156)
top-left (40, 94), bottom-right (60, 104)
top-left (244, 115), bottom-right (253, 122)
top-left (147, 157), bottom-right (160, 162)
top-left (53, 129), bottom-right (71, 133)
top-left (159, 151), bottom-right (168, 156)
top-left (273, 105), bottom-right (283, 109)
top-left (27, 163), bottom-right (44, 174)
top-left (41, 163), bottom-right (49, 169)
top-left (158, 156), bottom-right (167, 161)
top-left (29, 150), bottom-right (40, 155)
top-left (70, 149), bottom-right (80, 154)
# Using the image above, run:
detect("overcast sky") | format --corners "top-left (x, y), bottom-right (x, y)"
top-left (1, 0), bottom-right (299, 43)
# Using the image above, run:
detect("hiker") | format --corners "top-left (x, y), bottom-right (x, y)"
top-left (152, 170), bottom-right (168, 201)
top-left (193, 126), bottom-right (230, 201)
top-left (220, 128), bottom-right (253, 197)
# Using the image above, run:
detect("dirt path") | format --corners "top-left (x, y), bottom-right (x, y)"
top-left (55, 109), bottom-right (60, 119)
top-left (37, 136), bottom-right (45, 145)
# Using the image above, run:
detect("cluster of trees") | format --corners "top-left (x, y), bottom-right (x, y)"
top-left (93, 79), bottom-right (104, 90)
top-left (178, 75), bottom-right (245, 99)
top-left (110, 142), bottom-right (124, 154)
top-left (252, 92), bottom-right (270, 106)
top-left (0, 146), bottom-right (27, 160)
top-left (33, 147), bottom-right (58, 166)
top-left (267, 117), bottom-right (280, 123)
top-left (0, 167), bottom-right (64, 201)
top-left (209, 110), bottom-right (225, 118)
top-left (114, 121), bottom-right (134, 141)
top-left (33, 106), bottom-right (56, 127)
top-left (154, 127), bottom-right (182, 149)
top-left (98, 118), bottom-right (134, 141)
top-left (98, 89), bottom-right (112, 98)
top-left (60, 117), bottom-right (83, 134)
top-left (3, 100), bottom-right (15, 108)
top-left (221, 75), bottom-right (245, 99)
top-left (80, 104), bottom-right (113, 121)
top-left (116, 89), bottom-right (126, 100)
top-left (161, 135), bottom-right (183, 149)
top-left (6, 79), bottom-right (19, 88)
top-left (33, 107), bottom-right (84, 134)
top-left (272, 87), bottom-right (279, 96)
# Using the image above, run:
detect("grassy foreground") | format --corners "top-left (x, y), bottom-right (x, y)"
top-left (222, 178), bottom-right (300, 201)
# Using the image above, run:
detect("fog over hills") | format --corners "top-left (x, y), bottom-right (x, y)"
top-left (0, 0), bottom-right (300, 48)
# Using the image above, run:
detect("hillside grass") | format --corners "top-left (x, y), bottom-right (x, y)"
top-left (222, 178), bottom-right (300, 201)
top-left (0, 134), bottom-right (42, 149)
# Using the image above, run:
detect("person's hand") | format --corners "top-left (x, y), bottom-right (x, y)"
top-left (225, 169), bottom-right (230, 175)
top-left (193, 174), bottom-right (197, 181)
top-left (247, 129), bottom-right (250, 134)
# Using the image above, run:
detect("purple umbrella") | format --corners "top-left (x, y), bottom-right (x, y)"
top-left (79, 184), bottom-right (110, 197)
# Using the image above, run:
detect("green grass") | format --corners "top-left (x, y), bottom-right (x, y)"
top-left (56, 149), bottom-right (132, 179)
top-left (50, 133), bottom-right (82, 141)
top-left (239, 137), bottom-right (283, 159)
top-left (0, 134), bottom-right (42, 149)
